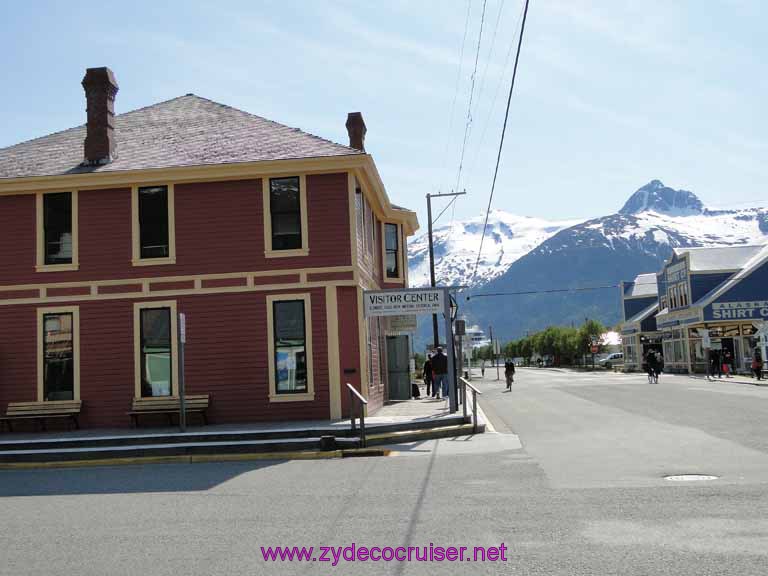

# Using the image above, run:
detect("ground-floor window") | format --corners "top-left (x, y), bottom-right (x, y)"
top-left (134, 300), bottom-right (178, 398)
top-left (267, 293), bottom-right (314, 402)
top-left (38, 307), bottom-right (80, 401)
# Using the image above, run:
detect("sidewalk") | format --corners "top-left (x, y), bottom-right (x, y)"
top-left (0, 393), bottom-right (458, 443)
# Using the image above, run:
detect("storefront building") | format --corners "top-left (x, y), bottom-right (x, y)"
top-left (619, 273), bottom-right (660, 371)
top-left (0, 68), bottom-right (418, 429)
top-left (654, 245), bottom-right (768, 374)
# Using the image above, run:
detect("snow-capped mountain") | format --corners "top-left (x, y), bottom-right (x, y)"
top-left (410, 180), bottom-right (768, 344)
top-left (407, 211), bottom-right (582, 287)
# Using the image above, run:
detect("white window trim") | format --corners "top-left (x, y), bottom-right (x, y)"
top-left (133, 300), bottom-right (179, 399)
top-left (37, 305), bottom-right (80, 402)
top-left (266, 293), bottom-right (315, 402)
top-left (131, 184), bottom-right (176, 267)
top-left (36, 191), bottom-right (79, 272)
top-left (263, 175), bottom-right (309, 258)
top-left (381, 221), bottom-right (404, 282)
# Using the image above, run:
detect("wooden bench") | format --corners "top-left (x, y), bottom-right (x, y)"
top-left (0, 401), bottom-right (82, 432)
top-left (127, 395), bottom-right (210, 427)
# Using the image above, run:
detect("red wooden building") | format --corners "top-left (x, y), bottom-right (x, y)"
top-left (0, 67), bottom-right (418, 428)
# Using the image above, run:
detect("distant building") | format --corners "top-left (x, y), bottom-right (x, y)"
top-left (620, 245), bottom-right (768, 374)
top-left (619, 273), bottom-right (660, 371)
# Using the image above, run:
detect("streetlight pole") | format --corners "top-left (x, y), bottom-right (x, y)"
top-left (426, 191), bottom-right (466, 349)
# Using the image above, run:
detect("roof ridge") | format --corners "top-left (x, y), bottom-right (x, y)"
top-left (166, 94), bottom-right (358, 153)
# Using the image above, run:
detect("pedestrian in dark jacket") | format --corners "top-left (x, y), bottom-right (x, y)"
top-left (753, 349), bottom-right (764, 381)
top-left (504, 360), bottom-right (515, 391)
top-left (423, 354), bottom-right (433, 397)
top-left (432, 347), bottom-right (449, 399)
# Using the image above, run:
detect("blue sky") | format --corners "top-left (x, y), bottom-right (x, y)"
top-left (1, 0), bottom-right (765, 229)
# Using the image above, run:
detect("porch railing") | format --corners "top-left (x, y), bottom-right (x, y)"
top-left (346, 383), bottom-right (368, 448)
top-left (459, 377), bottom-right (482, 433)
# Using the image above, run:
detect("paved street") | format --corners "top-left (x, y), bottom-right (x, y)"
top-left (2, 368), bottom-right (768, 575)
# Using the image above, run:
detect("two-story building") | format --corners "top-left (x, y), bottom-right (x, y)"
top-left (636, 245), bottom-right (768, 374)
top-left (0, 67), bottom-right (418, 429)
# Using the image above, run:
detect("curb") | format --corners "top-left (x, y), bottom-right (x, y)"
top-left (0, 447), bottom-right (392, 470)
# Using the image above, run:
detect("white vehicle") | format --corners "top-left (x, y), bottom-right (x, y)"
top-left (598, 352), bottom-right (624, 369)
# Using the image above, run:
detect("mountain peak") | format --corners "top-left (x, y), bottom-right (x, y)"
top-left (619, 180), bottom-right (704, 216)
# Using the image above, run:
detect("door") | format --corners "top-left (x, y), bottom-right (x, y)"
top-left (386, 335), bottom-right (411, 400)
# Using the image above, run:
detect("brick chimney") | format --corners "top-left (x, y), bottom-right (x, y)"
top-left (345, 112), bottom-right (366, 152)
top-left (81, 67), bottom-right (119, 165)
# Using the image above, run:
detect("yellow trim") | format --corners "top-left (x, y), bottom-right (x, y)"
top-left (37, 305), bottom-right (80, 402)
top-left (266, 293), bottom-right (315, 402)
top-left (262, 174), bottom-right (309, 258)
top-left (348, 172), bottom-right (358, 268)
top-left (380, 221), bottom-right (404, 282)
top-left (0, 155), bottom-right (417, 233)
top-left (356, 286), bottom-right (369, 399)
top-left (133, 300), bottom-right (179, 399)
top-left (35, 190), bottom-right (79, 272)
top-left (325, 286), bottom-right (342, 419)
top-left (131, 184), bottom-right (176, 266)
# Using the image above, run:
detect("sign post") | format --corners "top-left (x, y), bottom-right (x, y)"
top-left (178, 312), bottom-right (187, 433)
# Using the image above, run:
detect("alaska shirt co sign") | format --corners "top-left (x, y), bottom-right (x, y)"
top-left (707, 301), bottom-right (768, 321)
top-left (364, 288), bottom-right (445, 317)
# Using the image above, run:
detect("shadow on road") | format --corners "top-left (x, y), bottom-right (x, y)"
top-left (0, 460), bottom-right (283, 497)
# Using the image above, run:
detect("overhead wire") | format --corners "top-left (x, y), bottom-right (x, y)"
top-left (467, 279), bottom-right (662, 301)
top-left (470, 0), bottom-right (530, 286)
top-left (437, 0), bottom-right (473, 196)
top-left (452, 0), bottom-right (488, 196)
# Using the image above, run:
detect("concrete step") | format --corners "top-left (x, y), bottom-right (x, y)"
top-left (0, 415), bottom-right (468, 453)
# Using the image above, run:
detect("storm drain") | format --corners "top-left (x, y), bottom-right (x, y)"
top-left (664, 474), bottom-right (719, 482)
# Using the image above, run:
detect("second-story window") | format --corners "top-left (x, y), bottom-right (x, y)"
top-left (138, 186), bottom-right (170, 259)
top-left (270, 177), bottom-right (302, 250)
top-left (43, 192), bottom-right (73, 265)
top-left (385, 223), bottom-right (400, 279)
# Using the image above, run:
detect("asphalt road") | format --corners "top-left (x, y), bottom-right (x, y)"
top-left (1, 368), bottom-right (767, 575)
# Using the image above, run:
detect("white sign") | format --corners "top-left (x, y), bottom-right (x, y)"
top-left (179, 313), bottom-right (187, 344)
top-left (712, 301), bottom-right (768, 320)
top-left (387, 315), bottom-right (418, 333)
top-left (364, 288), bottom-right (444, 317)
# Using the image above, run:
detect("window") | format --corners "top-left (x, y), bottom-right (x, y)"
top-left (264, 176), bottom-right (308, 257)
top-left (139, 186), bottom-right (169, 259)
top-left (270, 177), bottom-right (302, 250)
top-left (44, 193), bottom-right (72, 264)
top-left (132, 185), bottom-right (175, 265)
top-left (133, 301), bottom-right (178, 398)
top-left (267, 294), bottom-right (314, 401)
top-left (37, 306), bottom-right (80, 402)
top-left (140, 307), bottom-right (173, 397)
top-left (36, 191), bottom-right (78, 271)
top-left (384, 223), bottom-right (400, 279)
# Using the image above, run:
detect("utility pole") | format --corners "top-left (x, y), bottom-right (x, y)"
top-left (489, 324), bottom-right (500, 380)
top-left (426, 191), bottom-right (466, 349)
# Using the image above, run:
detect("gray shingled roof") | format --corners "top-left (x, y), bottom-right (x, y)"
top-left (0, 95), bottom-right (361, 179)
top-left (673, 245), bottom-right (764, 272)
top-left (626, 273), bottom-right (658, 298)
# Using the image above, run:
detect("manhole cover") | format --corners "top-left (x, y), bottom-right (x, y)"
top-left (664, 474), bottom-right (719, 482)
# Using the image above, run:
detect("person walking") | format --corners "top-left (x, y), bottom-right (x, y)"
top-left (504, 359), bottom-right (515, 391)
top-left (710, 348), bottom-right (722, 379)
top-left (722, 349), bottom-right (734, 378)
top-left (422, 354), bottom-right (433, 398)
top-left (432, 347), bottom-right (449, 399)
top-left (752, 349), bottom-right (764, 381)
top-left (646, 351), bottom-right (658, 383)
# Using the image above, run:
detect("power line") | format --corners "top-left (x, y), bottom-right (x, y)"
top-left (438, 0), bottom-right (473, 196)
top-left (467, 0), bottom-right (525, 179)
top-left (453, 0), bottom-right (488, 195)
top-left (467, 280), bottom-right (661, 301)
top-left (471, 0), bottom-right (530, 285)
